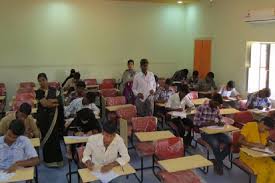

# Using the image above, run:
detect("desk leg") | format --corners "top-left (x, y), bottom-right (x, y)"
top-left (35, 147), bottom-right (39, 183)
top-left (119, 118), bottom-right (128, 146)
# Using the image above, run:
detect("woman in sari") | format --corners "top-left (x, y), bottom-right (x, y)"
top-left (36, 73), bottom-right (64, 167)
top-left (120, 60), bottom-right (136, 92)
top-left (239, 117), bottom-right (275, 183)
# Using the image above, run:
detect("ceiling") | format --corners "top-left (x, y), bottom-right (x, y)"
top-left (111, 0), bottom-right (199, 4)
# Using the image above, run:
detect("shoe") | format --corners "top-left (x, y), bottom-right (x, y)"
top-left (216, 164), bottom-right (224, 176)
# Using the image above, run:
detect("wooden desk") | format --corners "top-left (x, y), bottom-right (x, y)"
top-left (86, 85), bottom-right (99, 89)
top-left (223, 97), bottom-right (238, 102)
top-left (3, 167), bottom-right (34, 183)
top-left (78, 164), bottom-right (136, 183)
top-left (198, 91), bottom-right (212, 95)
top-left (192, 98), bottom-right (208, 106)
top-left (106, 104), bottom-right (134, 112)
top-left (156, 103), bottom-right (166, 108)
top-left (241, 147), bottom-right (275, 158)
top-left (64, 136), bottom-right (88, 145)
top-left (200, 125), bottom-right (239, 135)
top-left (220, 108), bottom-right (240, 115)
top-left (0, 96), bottom-right (5, 101)
top-left (32, 108), bottom-right (37, 114)
top-left (135, 131), bottom-right (175, 142)
top-left (30, 138), bottom-right (40, 147)
top-left (158, 155), bottom-right (213, 173)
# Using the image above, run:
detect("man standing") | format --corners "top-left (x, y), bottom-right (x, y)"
top-left (132, 59), bottom-right (156, 116)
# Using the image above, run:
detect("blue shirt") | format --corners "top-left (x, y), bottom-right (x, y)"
top-left (0, 136), bottom-right (38, 169)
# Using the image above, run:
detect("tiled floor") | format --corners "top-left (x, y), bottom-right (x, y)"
top-left (37, 141), bottom-right (255, 183)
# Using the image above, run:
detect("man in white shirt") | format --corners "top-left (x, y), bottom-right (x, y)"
top-left (132, 59), bottom-right (156, 116)
top-left (64, 92), bottom-right (100, 118)
top-left (218, 81), bottom-right (240, 99)
top-left (82, 122), bottom-right (130, 180)
top-left (166, 84), bottom-right (195, 147)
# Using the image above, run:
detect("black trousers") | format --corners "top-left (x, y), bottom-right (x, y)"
top-left (172, 117), bottom-right (194, 146)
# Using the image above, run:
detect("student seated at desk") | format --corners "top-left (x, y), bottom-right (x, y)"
top-left (246, 88), bottom-right (271, 110)
top-left (65, 92), bottom-right (100, 118)
top-left (62, 69), bottom-right (76, 87)
top-left (193, 93), bottom-right (231, 175)
top-left (171, 69), bottom-right (189, 83)
top-left (165, 84), bottom-right (195, 147)
top-left (63, 72), bottom-right (81, 94)
top-left (65, 81), bottom-right (87, 105)
top-left (0, 103), bottom-right (40, 138)
top-left (154, 78), bottom-right (174, 104)
top-left (0, 120), bottom-right (39, 173)
top-left (82, 122), bottom-right (130, 181)
top-left (239, 117), bottom-right (275, 183)
top-left (188, 70), bottom-right (199, 90)
top-left (196, 72), bottom-right (217, 92)
top-left (68, 108), bottom-right (102, 136)
top-left (219, 80), bottom-right (241, 100)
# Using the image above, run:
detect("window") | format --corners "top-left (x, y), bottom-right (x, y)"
top-left (247, 42), bottom-right (275, 98)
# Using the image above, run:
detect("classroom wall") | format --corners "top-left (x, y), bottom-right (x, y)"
top-left (184, 0), bottom-right (275, 96)
top-left (0, 0), bottom-right (188, 100)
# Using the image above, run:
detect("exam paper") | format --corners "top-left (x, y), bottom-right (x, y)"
top-left (0, 170), bottom-right (15, 182)
top-left (92, 170), bottom-right (119, 183)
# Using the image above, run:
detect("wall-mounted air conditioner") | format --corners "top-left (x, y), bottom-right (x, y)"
top-left (244, 8), bottom-right (275, 23)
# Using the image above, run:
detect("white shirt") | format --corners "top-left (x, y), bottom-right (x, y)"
top-left (132, 71), bottom-right (156, 102)
top-left (166, 93), bottom-right (195, 110)
top-left (218, 86), bottom-right (239, 98)
top-left (82, 134), bottom-right (130, 166)
top-left (64, 97), bottom-right (100, 118)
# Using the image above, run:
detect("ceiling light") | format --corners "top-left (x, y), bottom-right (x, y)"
top-left (177, 1), bottom-right (183, 4)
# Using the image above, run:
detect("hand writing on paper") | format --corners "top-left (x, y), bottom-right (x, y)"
top-left (101, 164), bottom-right (114, 173)
top-left (85, 160), bottom-right (94, 171)
top-left (5, 164), bottom-right (17, 173)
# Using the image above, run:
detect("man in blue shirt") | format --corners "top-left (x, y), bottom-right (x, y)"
top-left (0, 120), bottom-right (39, 173)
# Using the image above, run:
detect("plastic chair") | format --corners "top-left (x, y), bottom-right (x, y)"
top-left (99, 83), bottom-right (115, 90)
top-left (15, 93), bottom-right (35, 100)
top-left (132, 116), bottom-right (158, 182)
top-left (100, 89), bottom-right (118, 98)
top-left (48, 81), bottom-right (61, 90)
top-left (233, 111), bottom-right (254, 129)
top-left (102, 79), bottom-right (116, 84)
top-left (106, 96), bottom-right (126, 106)
top-left (83, 79), bottom-right (97, 86)
top-left (154, 137), bottom-right (202, 183)
top-left (19, 82), bottom-right (35, 88)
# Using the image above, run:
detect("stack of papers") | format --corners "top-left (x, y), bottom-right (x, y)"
top-left (66, 136), bottom-right (88, 140)
top-left (251, 147), bottom-right (274, 155)
top-left (92, 170), bottom-right (119, 183)
top-left (169, 111), bottom-right (186, 119)
top-left (0, 171), bottom-right (15, 182)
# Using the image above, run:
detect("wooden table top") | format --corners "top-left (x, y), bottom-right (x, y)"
top-left (219, 108), bottom-right (240, 115)
top-left (105, 104), bottom-right (134, 112)
top-left (2, 167), bottom-right (34, 183)
top-left (135, 131), bottom-right (175, 142)
top-left (78, 164), bottom-right (136, 183)
top-left (192, 98), bottom-right (208, 106)
top-left (158, 155), bottom-right (213, 173)
top-left (200, 125), bottom-right (239, 135)
top-left (63, 136), bottom-right (89, 145)
top-left (0, 96), bottom-right (5, 100)
top-left (241, 147), bottom-right (275, 158)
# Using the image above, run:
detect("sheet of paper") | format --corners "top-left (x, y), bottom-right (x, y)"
top-left (92, 170), bottom-right (119, 183)
top-left (170, 111), bottom-right (187, 119)
top-left (0, 170), bottom-right (15, 182)
top-left (251, 147), bottom-right (274, 155)
top-left (206, 126), bottom-right (225, 130)
top-left (66, 136), bottom-right (88, 140)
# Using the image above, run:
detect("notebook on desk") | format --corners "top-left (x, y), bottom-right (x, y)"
top-left (251, 147), bottom-right (274, 155)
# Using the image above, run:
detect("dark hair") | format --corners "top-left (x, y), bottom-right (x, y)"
top-left (140, 58), bottom-right (149, 65)
top-left (76, 81), bottom-right (86, 88)
top-left (178, 84), bottom-right (190, 94)
top-left (9, 120), bottom-right (25, 136)
top-left (227, 81), bottom-right (235, 88)
top-left (154, 75), bottom-right (159, 83)
top-left (37, 73), bottom-right (48, 80)
top-left (207, 72), bottom-right (215, 79)
top-left (212, 93), bottom-right (223, 105)
top-left (103, 122), bottom-right (117, 134)
top-left (263, 88), bottom-right (271, 98)
top-left (193, 70), bottom-right (199, 77)
top-left (19, 103), bottom-right (32, 116)
top-left (128, 60), bottom-right (134, 64)
top-left (73, 72), bottom-right (81, 80)
top-left (70, 69), bottom-right (76, 74)
top-left (183, 69), bottom-right (189, 75)
top-left (165, 78), bottom-right (172, 85)
top-left (86, 92), bottom-right (96, 103)
top-left (261, 117), bottom-right (275, 129)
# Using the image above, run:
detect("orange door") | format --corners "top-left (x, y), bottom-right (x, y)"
top-left (194, 40), bottom-right (212, 79)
